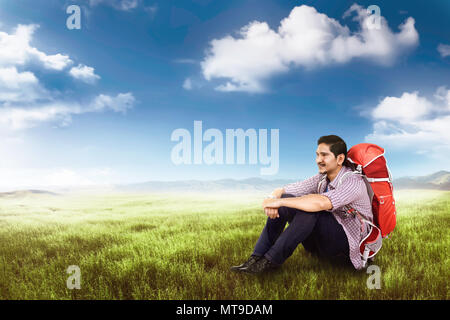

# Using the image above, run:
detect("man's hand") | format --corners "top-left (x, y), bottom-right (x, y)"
top-left (265, 207), bottom-right (279, 219)
top-left (262, 198), bottom-right (282, 209)
top-left (270, 187), bottom-right (285, 199)
top-left (261, 188), bottom-right (285, 219)
top-left (262, 198), bottom-right (282, 219)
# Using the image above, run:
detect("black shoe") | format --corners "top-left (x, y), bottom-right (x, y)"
top-left (230, 255), bottom-right (262, 272)
top-left (240, 257), bottom-right (280, 274)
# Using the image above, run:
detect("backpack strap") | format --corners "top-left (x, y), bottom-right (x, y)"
top-left (338, 168), bottom-right (375, 204)
top-left (361, 152), bottom-right (385, 168)
top-left (336, 170), bottom-right (358, 188)
top-left (339, 170), bottom-right (381, 268)
top-left (359, 219), bottom-right (383, 268)
top-left (317, 175), bottom-right (327, 194)
top-left (365, 177), bottom-right (390, 182)
top-left (349, 153), bottom-right (394, 183)
top-left (343, 205), bottom-right (383, 268)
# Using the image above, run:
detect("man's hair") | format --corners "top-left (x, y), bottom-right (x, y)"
top-left (317, 135), bottom-right (348, 166)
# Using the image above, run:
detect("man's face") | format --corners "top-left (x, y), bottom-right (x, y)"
top-left (316, 143), bottom-right (341, 174)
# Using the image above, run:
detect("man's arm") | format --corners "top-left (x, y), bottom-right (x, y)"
top-left (263, 188), bottom-right (285, 219)
top-left (263, 194), bottom-right (332, 212)
top-left (263, 174), bottom-right (323, 218)
top-left (282, 174), bottom-right (321, 197)
top-left (269, 187), bottom-right (285, 198)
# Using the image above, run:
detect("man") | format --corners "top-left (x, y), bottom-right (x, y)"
top-left (230, 135), bottom-right (373, 273)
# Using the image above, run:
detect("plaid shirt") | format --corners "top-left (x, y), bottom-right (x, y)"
top-left (283, 165), bottom-right (373, 270)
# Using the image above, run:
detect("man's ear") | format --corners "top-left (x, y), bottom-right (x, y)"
top-left (337, 154), bottom-right (345, 166)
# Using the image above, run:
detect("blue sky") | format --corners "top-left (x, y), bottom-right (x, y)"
top-left (0, 0), bottom-right (449, 189)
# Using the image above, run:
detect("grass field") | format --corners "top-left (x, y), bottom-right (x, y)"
top-left (0, 189), bottom-right (448, 300)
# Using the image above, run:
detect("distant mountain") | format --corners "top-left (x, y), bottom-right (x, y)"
top-left (117, 171), bottom-right (450, 193)
top-left (0, 189), bottom-right (59, 198)
top-left (116, 177), bottom-right (297, 193)
top-left (393, 170), bottom-right (450, 190)
top-left (2, 172), bottom-right (448, 196)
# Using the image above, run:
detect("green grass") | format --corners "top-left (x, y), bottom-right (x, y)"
top-left (0, 190), bottom-right (448, 300)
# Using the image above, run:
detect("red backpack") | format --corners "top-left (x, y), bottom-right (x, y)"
top-left (347, 143), bottom-right (397, 237)
top-left (342, 143), bottom-right (397, 267)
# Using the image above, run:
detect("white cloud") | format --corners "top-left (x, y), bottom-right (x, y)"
top-left (0, 22), bottom-right (104, 104)
top-left (89, 92), bottom-right (135, 113)
top-left (183, 78), bottom-right (193, 90)
top-left (0, 24), bottom-right (72, 70)
top-left (0, 67), bottom-right (47, 103)
top-left (0, 20), bottom-right (135, 190)
top-left (365, 87), bottom-right (450, 157)
top-left (0, 22), bottom-right (134, 132)
top-left (437, 43), bottom-right (450, 58)
top-left (89, 0), bottom-right (140, 11)
top-left (0, 92), bottom-right (135, 130)
top-left (201, 4), bottom-right (419, 93)
top-left (371, 91), bottom-right (433, 122)
top-left (0, 22), bottom-right (105, 89)
top-left (69, 64), bottom-right (101, 84)
top-left (88, 0), bottom-right (158, 14)
top-left (435, 86), bottom-right (450, 109)
top-left (0, 67), bottom-right (37, 87)
top-left (182, 77), bottom-right (204, 91)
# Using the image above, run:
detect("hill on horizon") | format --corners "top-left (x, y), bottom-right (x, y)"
top-left (393, 170), bottom-right (450, 190)
top-left (117, 170), bottom-right (450, 192)
top-left (2, 171), bottom-right (449, 195)
top-left (0, 190), bottom-right (59, 198)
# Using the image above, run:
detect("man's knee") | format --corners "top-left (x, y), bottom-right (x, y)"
top-left (278, 194), bottom-right (319, 220)
top-left (277, 194), bottom-right (296, 216)
top-left (281, 193), bottom-right (295, 199)
top-left (277, 205), bottom-right (292, 218)
top-left (290, 209), bottom-right (318, 226)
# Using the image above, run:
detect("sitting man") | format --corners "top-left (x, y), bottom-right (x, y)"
top-left (231, 135), bottom-right (373, 273)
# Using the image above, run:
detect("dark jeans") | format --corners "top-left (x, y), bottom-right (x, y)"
top-left (253, 194), bottom-right (351, 266)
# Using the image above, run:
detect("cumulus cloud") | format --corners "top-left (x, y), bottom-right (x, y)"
top-left (365, 87), bottom-right (450, 157)
top-left (89, 0), bottom-right (140, 11)
top-left (437, 43), bottom-right (450, 58)
top-left (201, 4), bottom-right (419, 93)
top-left (0, 24), bottom-right (72, 70)
top-left (69, 64), bottom-right (101, 84)
top-left (370, 91), bottom-right (433, 122)
top-left (90, 92), bottom-right (135, 113)
top-left (0, 22), bottom-right (103, 97)
top-left (0, 67), bottom-right (47, 103)
top-left (0, 22), bottom-right (134, 132)
top-left (0, 92), bottom-right (135, 130)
